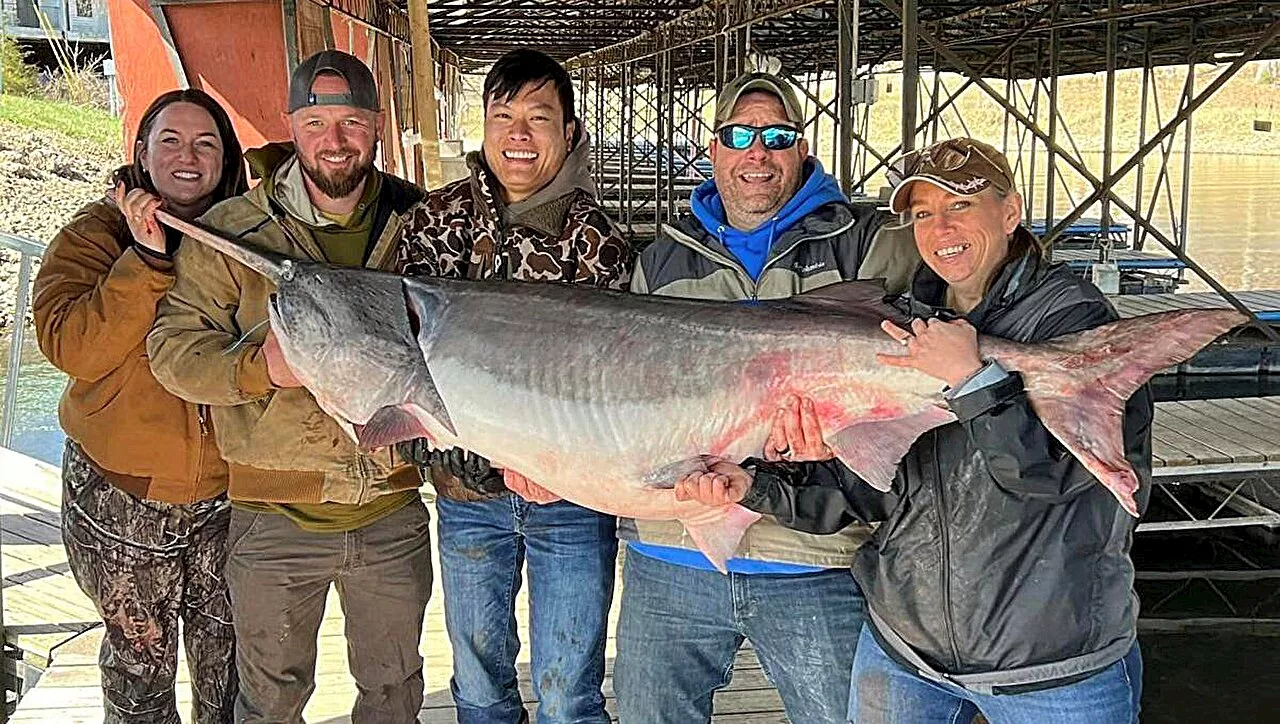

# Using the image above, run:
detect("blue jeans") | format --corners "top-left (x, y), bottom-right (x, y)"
top-left (614, 547), bottom-right (864, 724)
top-left (850, 627), bottom-right (1143, 724)
top-left (436, 495), bottom-right (617, 724)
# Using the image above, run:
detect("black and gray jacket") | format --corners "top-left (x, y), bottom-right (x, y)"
top-left (624, 194), bottom-right (918, 567)
top-left (741, 244), bottom-right (1155, 690)
top-left (631, 198), bottom-right (920, 301)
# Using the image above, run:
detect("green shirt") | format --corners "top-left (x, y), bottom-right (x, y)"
top-left (235, 490), bottom-right (419, 533)
top-left (312, 171), bottom-right (382, 266)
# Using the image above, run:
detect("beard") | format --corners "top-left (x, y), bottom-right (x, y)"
top-left (299, 149), bottom-right (374, 199)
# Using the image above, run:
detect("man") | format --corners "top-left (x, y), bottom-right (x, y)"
top-left (395, 48), bottom-right (631, 724)
top-left (148, 50), bottom-right (430, 723)
top-left (615, 70), bottom-right (917, 723)
top-left (673, 137), bottom-right (1152, 724)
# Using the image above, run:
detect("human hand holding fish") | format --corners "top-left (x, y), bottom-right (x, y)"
top-left (262, 329), bottom-right (304, 388)
top-left (877, 317), bottom-right (984, 387)
top-left (674, 457), bottom-right (751, 507)
top-left (764, 395), bottom-right (834, 462)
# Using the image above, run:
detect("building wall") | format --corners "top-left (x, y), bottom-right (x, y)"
top-left (2, 0), bottom-right (110, 45)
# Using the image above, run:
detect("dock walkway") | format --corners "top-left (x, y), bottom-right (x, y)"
top-left (6, 398), bottom-right (1280, 721)
top-left (1113, 289), bottom-right (1280, 323)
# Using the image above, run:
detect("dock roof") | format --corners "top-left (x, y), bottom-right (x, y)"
top-left (404, 1), bottom-right (1280, 79)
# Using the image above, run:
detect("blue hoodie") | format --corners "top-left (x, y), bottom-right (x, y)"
top-left (690, 159), bottom-right (847, 281)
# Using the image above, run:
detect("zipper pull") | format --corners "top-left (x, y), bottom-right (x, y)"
top-left (197, 405), bottom-right (209, 436)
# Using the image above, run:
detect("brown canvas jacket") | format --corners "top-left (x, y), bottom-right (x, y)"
top-left (396, 143), bottom-right (632, 500)
top-left (147, 148), bottom-right (425, 504)
top-left (34, 198), bottom-right (227, 503)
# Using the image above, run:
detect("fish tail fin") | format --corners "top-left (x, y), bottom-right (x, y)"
top-left (1000, 309), bottom-right (1246, 515)
top-left (682, 505), bottom-right (762, 574)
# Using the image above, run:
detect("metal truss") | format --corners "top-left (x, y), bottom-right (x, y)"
top-left (1138, 466), bottom-right (1280, 534)
top-left (418, 0), bottom-right (1280, 303)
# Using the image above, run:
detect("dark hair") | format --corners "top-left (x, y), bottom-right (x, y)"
top-left (483, 49), bottom-right (580, 145)
top-left (115, 88), bottom-right (248, 203)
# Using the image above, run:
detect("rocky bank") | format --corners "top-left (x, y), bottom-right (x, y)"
top-left (0, 120), bottom-right (121, 329)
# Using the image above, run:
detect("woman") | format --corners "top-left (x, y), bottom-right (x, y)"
top-left (674, 138), bottom-right (1152, 724)
top-left (33, 88), bottom-right (247, 723)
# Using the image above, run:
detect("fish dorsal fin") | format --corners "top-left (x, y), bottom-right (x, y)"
top-left (799, 278), bottom-right (890, 307)
top-left (769, 279), bottom-right (905, 323)
top-left (803, 277), bottom-right (885, 303)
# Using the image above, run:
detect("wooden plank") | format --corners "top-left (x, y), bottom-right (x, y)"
top-left (1150, 421), bottom-right (1225, 466)
top-left (1112, 290), bottom-right (1280, 319)
top-left (1185, 400), bottom-right (1280, 462)
top-left (1156, 403), bottom-right (1268, 464)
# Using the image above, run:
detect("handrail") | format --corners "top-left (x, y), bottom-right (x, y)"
top-left (0, 232), bottom-right (46, 449)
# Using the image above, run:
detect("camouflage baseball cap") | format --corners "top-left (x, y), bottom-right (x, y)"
top-left (287, 49), bottom-right (380, 114)
top-left (713, 71), bottom-right (805, 127)
top-left (886, 137), bottom-right (1015, 214)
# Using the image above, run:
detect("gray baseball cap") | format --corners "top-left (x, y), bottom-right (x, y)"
top-left (713, 71), bottom-right (805, 128)
top-left (287, 50), bottom-right (380, 113)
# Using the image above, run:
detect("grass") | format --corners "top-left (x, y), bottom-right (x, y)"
top-left (0, 93), bottom-right (120, 147)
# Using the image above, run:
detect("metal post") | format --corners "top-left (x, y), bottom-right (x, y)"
top-left (1045, 20), bottom-right (1059, 232)
top-left (837, 0), bottom-right (858, 193)
top-left (1026, 38), bottom-right (1042, 227)
top-left (734, 26), bottom-right (748, 75)
top-left (654, 53), bottom-right (665, 231)
top-left (714, 33), bottom-right (727, 92)
top-left (928, 61), bottom-right (941, 144)
top-left (664, 51), bottom-right (676, 221)
top-left (1002, 53), bottom-right (1014, 158)
top-left (578, 67), bottom-right (588, 141)
top-left (595, 63), bottom-right (604, 188)
top-left (1135, 31), bottom-right (1152, 250)
top-left (901, 0), bottom-right (918, 152)
top-left (2, 255), bottom-right (32, 450)
top-left (622, 62), bottom-right (634, 237)
top-left (1179, 31), bottom-right (1196, 261)
top-left (1100, 0), bottom-right (1117, 258)
top-left (812, 68), bottom-right (825, 162)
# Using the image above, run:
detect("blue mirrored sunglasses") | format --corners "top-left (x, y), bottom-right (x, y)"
top-left (716, 124), bottom-right (801, 151)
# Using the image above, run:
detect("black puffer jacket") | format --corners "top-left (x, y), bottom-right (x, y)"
top-left (741, 243), bottom-right (1154, 693)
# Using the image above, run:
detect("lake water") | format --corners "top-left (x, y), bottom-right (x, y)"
top-left (2, 153), bottom-right (1279, 467)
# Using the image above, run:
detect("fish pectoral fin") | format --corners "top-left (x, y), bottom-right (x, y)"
top-left (412, 376), bottom-right (456, 437)
top-left (681, 505), bottom-right (762, 574)
top-left (641, 455), bottom-right (720, 489)
top-left (828, 406), bottom-right (956, 491)
top-left (354, 405), bottom-right (433, 451)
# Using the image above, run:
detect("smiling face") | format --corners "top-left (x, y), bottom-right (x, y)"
top-left (138, 101), bottom-right (224, 215)
top-left (907, 182), bottom-right (1023, 302)
top-left (708, 91), bottom-right (808, 231)
top-left (482, 80), bottom-right (574, 204)
top-left (287, 73), bottom-right (382, 206)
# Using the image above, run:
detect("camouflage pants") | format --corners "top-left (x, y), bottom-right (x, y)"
top-left (61, 440), bottom-right (237, 724)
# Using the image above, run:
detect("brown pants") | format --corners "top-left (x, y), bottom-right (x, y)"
top-left (61, 440), bottom-right (237, 724)
top-left (224, 499), bottom-right (433, 723)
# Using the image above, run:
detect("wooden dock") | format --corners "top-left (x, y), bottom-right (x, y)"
top-left (2, 444), bottom-right (786, 723)
top-left (6, 396), bottom-right (1280, 721)
top-left (1112, 289), bottom-right (1280, 323)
